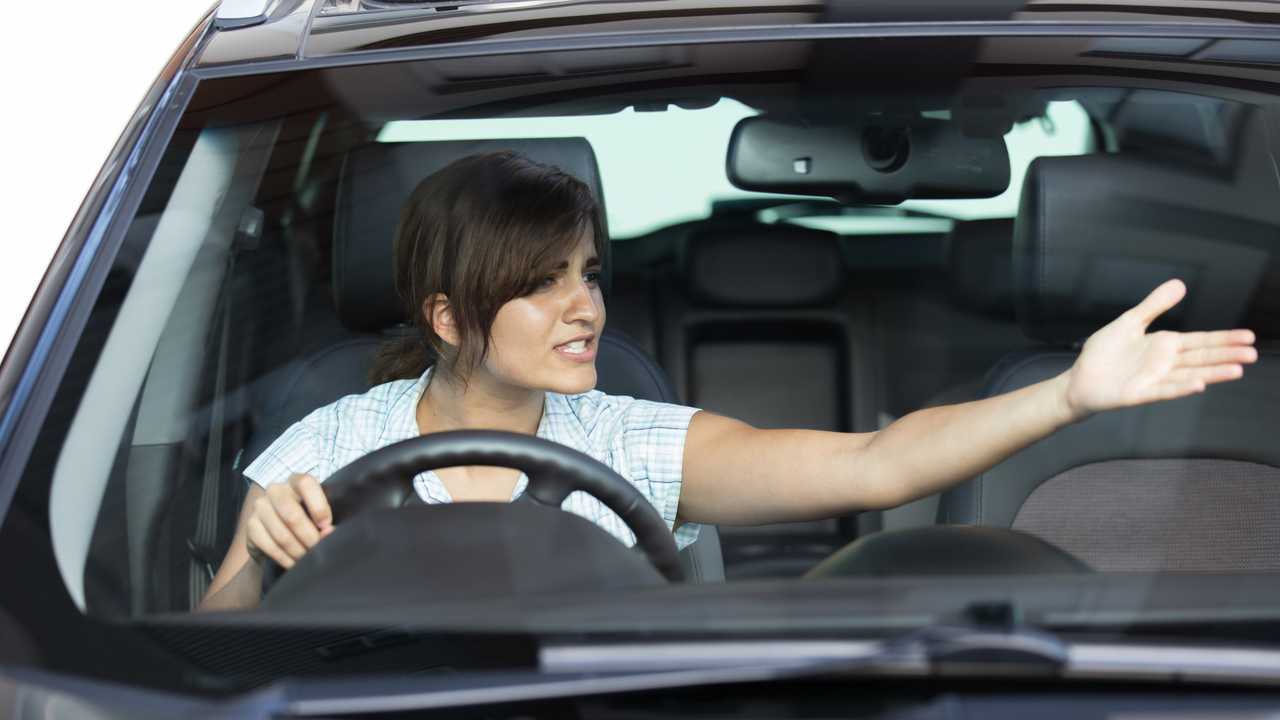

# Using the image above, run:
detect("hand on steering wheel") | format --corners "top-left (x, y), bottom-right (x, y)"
top-left (259, 430), bottom-right (684, 598)
top-left (245, 473), bottom-right (333, 571)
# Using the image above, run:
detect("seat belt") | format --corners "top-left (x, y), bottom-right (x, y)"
top-left (187, 289), bottom-right (232, 604)
top-left (187, 207), bottom-right (263, 607)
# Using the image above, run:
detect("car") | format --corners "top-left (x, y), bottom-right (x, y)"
top-left (5, 0), bottom-right (1280, 716)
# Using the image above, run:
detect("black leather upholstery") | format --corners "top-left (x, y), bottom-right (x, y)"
top-left (595, 330), bottom-right (681, 403)
top-left (939, 152), bottom-right (1280, 536)
top-left (333, 138), bottom-right (611, 332)
top-left (249, 138), bottom-right (724, 582)
top-left (682, 224), bottom-right (845, 307)
top-left (1013, 154), bottom-right (1274, 345)
top-left (243, 338), bottom-right (381, 470)
top-left (663, 222), bottom-right (879, 435)
top-left (948, 218), bottom-right (1015, 320)
top-left (656, 221), bottom-right (878, 577)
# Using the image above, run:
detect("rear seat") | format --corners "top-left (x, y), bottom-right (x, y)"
top-left (856, 219), bottom-right (1029, 421)
top-left (611, 217), bottom-right (1035, 572)
top-left (652, 222), bottom-right (884, 578)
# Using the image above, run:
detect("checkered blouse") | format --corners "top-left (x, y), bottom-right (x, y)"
top-left (242, 366), bottom-right (703, 549)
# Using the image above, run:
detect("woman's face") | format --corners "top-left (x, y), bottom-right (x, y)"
top-left (481, 230), bottom-right (605, 395)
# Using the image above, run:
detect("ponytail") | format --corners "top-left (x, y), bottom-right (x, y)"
top-left (368, 332), bottom-right (433, 386)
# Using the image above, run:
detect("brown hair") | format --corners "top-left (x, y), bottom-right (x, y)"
top-left (369, 151), bottom-right (607, 385)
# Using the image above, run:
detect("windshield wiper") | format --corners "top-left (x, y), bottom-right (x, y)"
top-left (212, 603), bottom-right (1280, 716)
top-left (543, 599), bottom-right (1066, 678)
top-left (887, 599), bottom-right (1067, 676)
top-left (247, 608), bottom-right (1065, 716)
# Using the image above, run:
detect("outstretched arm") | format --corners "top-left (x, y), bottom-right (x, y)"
top-left (677, 280), bottom-right (1257, 526)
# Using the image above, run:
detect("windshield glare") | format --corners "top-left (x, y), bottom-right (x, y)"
top-left (12, 35), bottom-right (1280, 650)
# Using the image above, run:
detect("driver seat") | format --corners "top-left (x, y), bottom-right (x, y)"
top-left (244, 137), bottom-right (724, 582)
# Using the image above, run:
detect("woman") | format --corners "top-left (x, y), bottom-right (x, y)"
top-left (199, 151), bottom-right (1257, 610)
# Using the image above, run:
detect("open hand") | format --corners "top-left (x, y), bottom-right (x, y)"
top-left (1063, 279), bottom-right (1257, 420)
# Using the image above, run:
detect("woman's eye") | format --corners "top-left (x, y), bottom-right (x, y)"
top-left (584, 271), bottom-right (601, 286)
top-left (537, 275), bottom-right (557, 290)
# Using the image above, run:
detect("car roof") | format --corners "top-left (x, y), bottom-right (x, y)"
top-left (199, 0), bottom-right (1280, 69)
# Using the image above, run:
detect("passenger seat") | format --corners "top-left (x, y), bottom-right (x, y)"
top-left (938, 153), bottom-right (1280, 571)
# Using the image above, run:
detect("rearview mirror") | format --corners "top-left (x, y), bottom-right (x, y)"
top-left (726, 115), bottom-right (1010, 204)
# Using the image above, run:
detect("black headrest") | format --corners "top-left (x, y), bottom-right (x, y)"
top-left (948, 218), bottom-right (1014, 319)
top-left (333, 138), bottom-right (608, 333)
top-left (1013, 154), bottom-right (1276, 345)
top-left (682, 224), bottom-right (845, 307)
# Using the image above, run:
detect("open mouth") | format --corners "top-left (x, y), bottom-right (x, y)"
top-left (554, 336), bottom-right (597, 361)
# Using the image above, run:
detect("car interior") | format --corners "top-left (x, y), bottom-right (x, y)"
top-left (30, 37), bottom-right (1279, 618)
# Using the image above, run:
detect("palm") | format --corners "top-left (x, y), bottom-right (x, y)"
top-left (1065, 280), bottom-right (1257, 418)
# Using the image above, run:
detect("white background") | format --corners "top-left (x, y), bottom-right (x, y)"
top-left (0, 2), bottom-right (215, 360)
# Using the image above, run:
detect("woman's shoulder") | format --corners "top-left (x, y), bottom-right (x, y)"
top-left (554, 388), bottom-right (698, 434)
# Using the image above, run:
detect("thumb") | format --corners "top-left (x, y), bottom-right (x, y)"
top-left (1128, 279), bottom-right (1186, 329)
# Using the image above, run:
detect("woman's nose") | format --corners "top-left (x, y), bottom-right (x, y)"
top-left (564, 280), bottom-right (600, 322)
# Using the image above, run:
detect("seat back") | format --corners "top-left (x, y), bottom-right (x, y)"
top-left (938, 151), bottom-right (1280, 572)
top-left (248, 138), bottom-right (724, 581)
top-left (664, 222), bottom-right (880, 433)
top-left (654, 222), bottom-right (880, 577)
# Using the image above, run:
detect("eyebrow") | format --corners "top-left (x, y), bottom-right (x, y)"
top-left (552, 255), bottom-right (602, 271)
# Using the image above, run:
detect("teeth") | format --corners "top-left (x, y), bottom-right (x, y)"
top-left (560, 340), bottom-right (587, 354)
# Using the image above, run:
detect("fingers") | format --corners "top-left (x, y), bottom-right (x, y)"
top-left (1177, 345), bottom-right (1258, 368)
top-left (266, 482), bottom-right (322, 551)
top-left (259, 493), bottom-right (309, 560)
top-left (246, 514), bottom-right (294, 569)
top-left (246, 477), bottom-right (334, 569)
top-left (289, 473), bottom-right (333, 534)
top-left (1177, 329), bottom-right (1257, 350)
top-left (1127, 279), bottom-right (1187, 329)
top-left (1167, 364), bottom-right (1244, 387)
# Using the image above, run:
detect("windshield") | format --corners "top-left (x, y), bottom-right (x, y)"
top-left (10, 30), bottom-right (1280, 691)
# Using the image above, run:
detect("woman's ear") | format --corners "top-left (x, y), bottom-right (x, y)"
top-left (424, 294), bottom-right (459, 346)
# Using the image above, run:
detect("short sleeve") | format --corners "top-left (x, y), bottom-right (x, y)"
top-left (242, 419), bottom-right (322, 489)
top-left (621, 400), bottom-right (702, 550)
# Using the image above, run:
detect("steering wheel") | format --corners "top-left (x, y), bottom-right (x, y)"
top-left (261, 430), bottom-right (684, 596)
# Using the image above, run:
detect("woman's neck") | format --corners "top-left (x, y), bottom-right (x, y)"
top-left (417, 367), bottom-right (544, 436)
